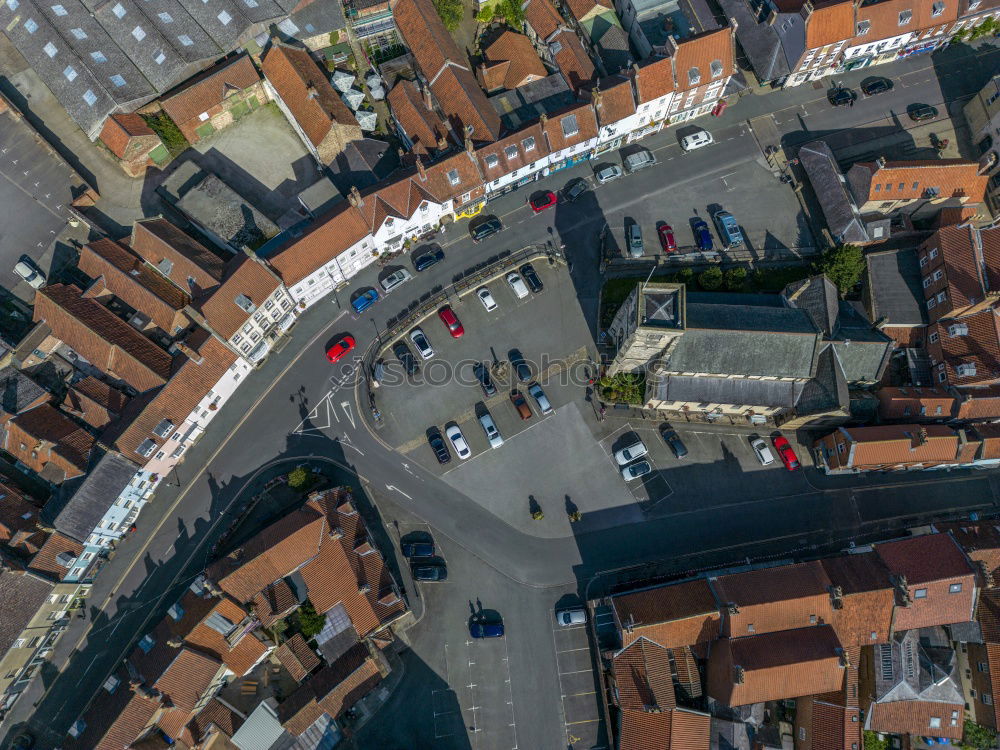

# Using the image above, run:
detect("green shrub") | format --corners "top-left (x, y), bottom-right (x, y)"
top-left (598, 372), bottom-right (646, 404)
top-left (287, 466), bottom-right (316, 491)
top-left (495, 0), bottom-right (523, 24)
top-left (813, 244), bottom-right (864, 296)
top-left (433, 0), bottom-right (464, 30)
top-left (698, 266), bottom-right (723, 290)
top-left (295, 601), bottom-right (325, 638)
top-left (963, 720), bottom-right (998, 749)
top-left (724, 267), bottom-right (748, 291)
top-left (676, 267), bottom-right (694, 284)
top-left (141, 111), bottom-right (188, 157)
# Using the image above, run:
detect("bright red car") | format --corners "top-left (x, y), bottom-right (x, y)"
top-left (529, 191), bottom-right (557, 214)
top-left (772, 435), bottom-right (800, 471)
top-left (438, 306), bottom-right (465, 338)
top-left (657, 224), bottom-right (676, 253)
top-left (326, 335), bottom-right (355, 363)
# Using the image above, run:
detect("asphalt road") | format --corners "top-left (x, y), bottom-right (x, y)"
top-left (7, 42), bottom-right (1000, 749)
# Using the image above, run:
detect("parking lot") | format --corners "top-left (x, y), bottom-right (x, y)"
top-left (552, 615), bottom-right (605, 749)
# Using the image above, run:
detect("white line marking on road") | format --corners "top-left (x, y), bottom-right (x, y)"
top-left (559, 668), bottom-right (596, 676)
top-left (385, 484), bottom-right (412, 499)
top-left (556, 647), bottom-right (590, 654)
top-left (340, 400), bottom-right (356, 429)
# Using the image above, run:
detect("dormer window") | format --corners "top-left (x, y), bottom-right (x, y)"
top-left (688, 67), bottom-right (701, 85)
top-left (956, 363), bottom-right (977, 377)
top-left (522, 136), bottom-right (536, 152)
top-left (561, 114), bottom-right (579, 137)
top-left (710, 60), bottom-right (723, 78)
top-left (136, 439), bottom-right (157, 457)
top-left (234, 294), bottom-right (256, 313)
top-left (447, 168), bottom-right (460, 185)
top-left (485, 154), bottom-right (499, 168)
top-left (948, 323), bottom-right (968, 337)
top-left (504, 145), bottom-right (518, 160)
top-left (856, 20), bottom-right (870, 35)
top-left (152, 418), bottom-right (174, 438)
top-left (898, 9), bottom-right (912, 25)
top-left (931, 1), bottom-right (944, 15)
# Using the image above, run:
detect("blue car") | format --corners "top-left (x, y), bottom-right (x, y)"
top-left (693, 220), bottom-right (714, 251)
top-left (351, 288), bottom-right (379, 314)
top-left (469, 620), bottom-right (505, 638)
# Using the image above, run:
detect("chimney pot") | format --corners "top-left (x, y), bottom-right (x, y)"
top-left (306, 85), bottom-right (319, 100)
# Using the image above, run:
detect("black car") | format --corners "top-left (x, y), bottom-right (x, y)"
top-left (828, 87), bottom-right (857, 106)
top-left (412, 563), bottom-right (448, 581)
top-left (470, 216), bottom-right (503, 243)
top-left (660, 427), bottom-right (689, 458)
top-left (520, 263), bottom-right (544, 293)
top-left (508, 348), bottom-right (531, 382)
top-left (908, 103), bottom-right (938, 121)
top-left (393, 341), bottom-right (420, 376)
top-left (402, 542), bottom-right (435, 557)
top-left (474, 362), bottom-right (497, 397)
top-left (562, 177), bottom-right (589, 203)
top-left (428, 430), bottom-right (451, 464)
top-left (861, 77), bottom-right (892, 96)
top-left (413, 245), bottom-right (445, 272)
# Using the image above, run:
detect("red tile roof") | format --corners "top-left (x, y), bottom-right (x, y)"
top-left (877, 386), bottom-right (956, 420)
top-left (129, 219), bottom-right (225, 297)
top-left (78, 238), bottom-right (191, 332)
top-left (34, 284), bottom-right (173, 393)
top-left (956, 386), bottom-right (1000, 420)
top-left (387, 80), bottom-right (448, 155)
top-left (820, 552), bottom-right (895, 646)
top-left (160, 54), bottom-right (261, 127)
top-left (99, 113), bottom-right (156, 159)
top-left (711, 561), bottom-right (834, 638)
top-left (476, 125), bottom-right (548, 180)
top-left (524, 0), bottom-right (564, 38)
top-left (478, 31), bottom-right (548, 91)
top-left (353, 174), bottom-right (440, 233)
top-left (431, 65), bottom-right (504, 142)
top-left (0, 481), bottom-right (39, 542)
top-left (198, 256), bottom-right (282, 340)
top-left (867, 700), bottom-right (963, 739)
top-left (805, 0), bottom-right (855, 49)
top-left (635, 56), bottom-right (674, 103)
top-left (802, 697), bottom-right (862, 750)
top-left (252, 578), bottom-right (299, 627)
top-left (27, 531), bottom-right (82, 580)
top-left (185, 697), bottom-right (244, 743)
top-left (152, 647), bottom-right (223, 714)
top-left (261, 41), bottom-right (359, 148)
top-left (612, 578), bottom-right (721, 649)
top-left (181, 595), bottom-right (270, 677)
top-left (934, 307), bottom-right (1000, 387)
top-left (707, 626), bottom-right (846, 707)
top-left (112, 331), bottom-right (237, 461)
top-left (593, 75), bottom-right (636, 126)
top-left (207, 506), bottom-right (325, 602)
top-left (268, 202), bottom-right (372, 286)
top-left (672, 28), bottom-right (734, 93)
top-left (618, 707), bottom-right (710, 750)
top-left (275, 633), bottom-right (321, 682)
top-left (613, 637), bottom-right (677, 711)
top-left (919, 225), bottom-right (985, 317)
top-left (64, 376), bottom-right (130, 430)
top-left (423, 150), bottom-right (486, 203)
top-left (7, 403), bottom-right (94, 476)
top-left (818, 424), bottom-right (969, 470)
top-left (543, 102), bottom-right (599, 153)
top-left (937, 521), bottom-right (1000, 586)
top-left (551, 31), bottom-right (597, 91)
top-left (849, 159), bottom-right (988, 205)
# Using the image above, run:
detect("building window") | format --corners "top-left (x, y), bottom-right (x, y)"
top-left (504, 145), bottom-right (518, 160)
top-left (112, 1), bottom-right (124, 15)
top-left (158, 11), bottom-right (173, 21)
top-left (132, 25), bottom-right (146, 41)
top-left (27, 636), bottom-right (40, 648)
top-left (447, 169), bottom-right (460, 185)
top-left (919, 256), bottom-right (928, 267)
top-left (929, 717), bottom-right (941, 728)
top-left (950, 582), bottom-right (963, 593)
top-left (218, 9), bottom-right (232, 23)
top-left (63, 65), bottom-right (77, 81)
top-left (899, 9), bottom-right (912, 24)
top-left (485, 155), bottom-right (499, 168)
top-left (979, 662), bottom-right (988, 672)
top-left (985, 694), bottom-right (994, 705)
top-left (687, 67), bottom-right (701, 85)
top-left (938, 370), bottom-right (947, 383)
top-left (929, 248), bottom-right (938, 259)
top-left (929, 332), bottom-right (939, 343)
top-left (522, 136), bottom-right (536, 151)
top-left (138, 634), bottom-right (155, 653)
top-left (561, 114), bottom-right (579, 137)
top-left (932, 269), bottom-right (943, 281)
top-left (937, 291), bottom-right (947, 303)
top-left (710, 59), bottom-right (723, 78)
top-left (927, 298), bottom-right (937, 310)
top-left (875, 184), bottom-right (882, 192)
top-left (914, 588), bottom-right (928, 598)
top-left (178, 34), bottom-right (193, 46)
top-left (12, 639), bottom-right (25, 649)
top-left (931, 1), bottom-right (944, 15)
top-left (857, 20), bottom-right (870, 35)
top-left (70, 27), bottom-right (86, 38)
top-left (43, 41), bottom-right (57, 57)
top-left (923, 276), bottom-right (932, 288)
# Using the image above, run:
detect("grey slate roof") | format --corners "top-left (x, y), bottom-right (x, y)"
top-left (799, 140), bottom-right (871, 245)
top-left (0, 569), bottom-right (53, 656)
top-left (0, 366), bottom-right (48, 419)
top-left (653, 372), bottom-right (806, 408)
top-left (51, 451), bottom-right (140, 542)
top-left (830, 302), bottom-right (893, 383)
top-left (489, 74), bottom-right (575, 131)
top-left (716, 0), bottom-right (791, 82)
top-left (796, 344), bottom-right (849, 415)
top-left (686, 302), bottom-right (817, 335)
top-left (865, 248), bottom-right (930, 326)
top-left (783, 275), bottom-right (839, 337)
top-left (592, 20), bottom-right (631, 75)
top-left (285, 0), bottom-right (346, 38)
top-left (327, 138), bottom-right (400, 196)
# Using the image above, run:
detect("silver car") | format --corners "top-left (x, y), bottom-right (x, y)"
top-left (622, 460), bottom-right (652, 481)
top-left (478, 413), bottom-right (504, 449)
top-left (556, 608), bottom-right (587, 626)
top-left (750, 437), bottom-right (775, 466)
top-left (477, 286), bottom-right (498, 311)
top-left (380, 268), bottom-right (412, 293)
top-left (595, 164), bottom-right (623, 184)
top-left (13, 260), bottom-right (45, 289)
top-left (614, 438), bottom-right (648, 466)
top-left (506, 272), bottom-right (529, 299)
top-left (446, 424), bottom-right (471, 460)
top-left (409, 327), bottom-right (434, 360)
top-left (527, 383), bottom-right (553, 415)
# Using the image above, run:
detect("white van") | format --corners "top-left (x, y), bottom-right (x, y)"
top-left (680, 130), bottom-right (714, 152)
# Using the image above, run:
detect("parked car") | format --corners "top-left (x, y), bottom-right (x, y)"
top-left (351, 288), bottom-right (379, 314)
top-left (474, 362), bottom-right (497, 397)
top-left (627, 223), bottom-right (643, 258)
top-left (693, 219), bottom-right (714, 251)
top-left (527, 383), bottom-right (553, 415)
top-left (413, 563), bottom-right (448, 581)
top-left (713, 210), bottom-right (744, 248)
top-left (660, 427), bottom-right (688, 458)
top-left (469, 620), bottom-right (505, 638)
top-left (428, 430), bottom-right (451, 464)
top-left (908, 103), bottom-right (938, 121)
top-left (446, 424), bottom-right (471, 460)
top-left (380, 268), bottom-right (412, 293)
top-left (326, 335), bottom-right (355, 363)
top-left (861, 76), bottom-right (893, 96)
top-left (507, 272), bottom-right (530, 299)
top-left (393, 341), bottom-right (419, 376)
top-left (657, 224), bottom-right (676, 253)
top-left (409, 327), bottom-right (435, 360)
top-left (556, 608), bottom-right (587, 626)
top-left (509, 349), bottom-right (531, 382)
top-left (402, 541), bottom-right (435, 558)
top-left (621, 460), bottom-right (652, 481)
top-left (470, 216), bottom-right (503, 242)
top-left (614, 438), bottom-right (648, 466)
top-left (520, 263), bottom-right (543, 293)
top-left (562, 177), bottom-right (589, 202)
top-left (680, 130), bottom-right (713, 152)
top-left (772, 435), bottom-right (801, 471)
top-left (13, 259), bottom-right (45, 289)
top-left (479, 412), bottom-right (504, 448)
top-left (827, 87), bottom-right (857, 106)
top-left (477, 286), bottom-right (498, 311)
top-left (595, 164), bottom-right (623, 184)
top-left (413, 245), bottom-right (445, 272)
top-left (510, 390), bottom-right (532, 419)
top-left (624, 149), bottom-right (657, 173)
top-left (750, 437), bottom-right (775, 466)
top-left (438, 305), bottom-right (465, 338)
top-left (529, 190), bottom-right (557, 213)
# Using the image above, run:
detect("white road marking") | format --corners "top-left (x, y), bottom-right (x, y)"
top-left (340, 400), bottom-right (356, 429)
top-left (385, 484), bottom-right (412, 499)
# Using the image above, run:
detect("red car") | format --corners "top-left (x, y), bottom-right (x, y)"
top-left (326, 335), bottom-right (355, 363)
top-left (772, 435), bottom-right (800, 471)
top-left (438, 306), bottom-right (465, 338)
top-left (528, 191), bottom-right (557, 214)
top-left (657, 224), bottom-right (676, 253)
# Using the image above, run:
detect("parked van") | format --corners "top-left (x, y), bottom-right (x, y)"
top-left (713, 211), bottom-right (744, 248)
top-left (623, 149), bottom-right (657, 174)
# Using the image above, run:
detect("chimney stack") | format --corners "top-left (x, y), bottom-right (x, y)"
top-left (437, 134), bottom-right (449, 151)
top-left (349, 185), bottom-right (363, 207)
top-left (306, 84), bottom-right (319, 100)
top-left (422, 83), bottom-right (434, 111)
top-left (875, 156), bottom-right (887, 169)
top-left (167, 635), bottom-right (183, 648)
top-left (733, 665), bottom-right (745, 684)
top-left (174, 340), bottom-right (203, 365)
top-left (416, 155), bottom-right (427, 181)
